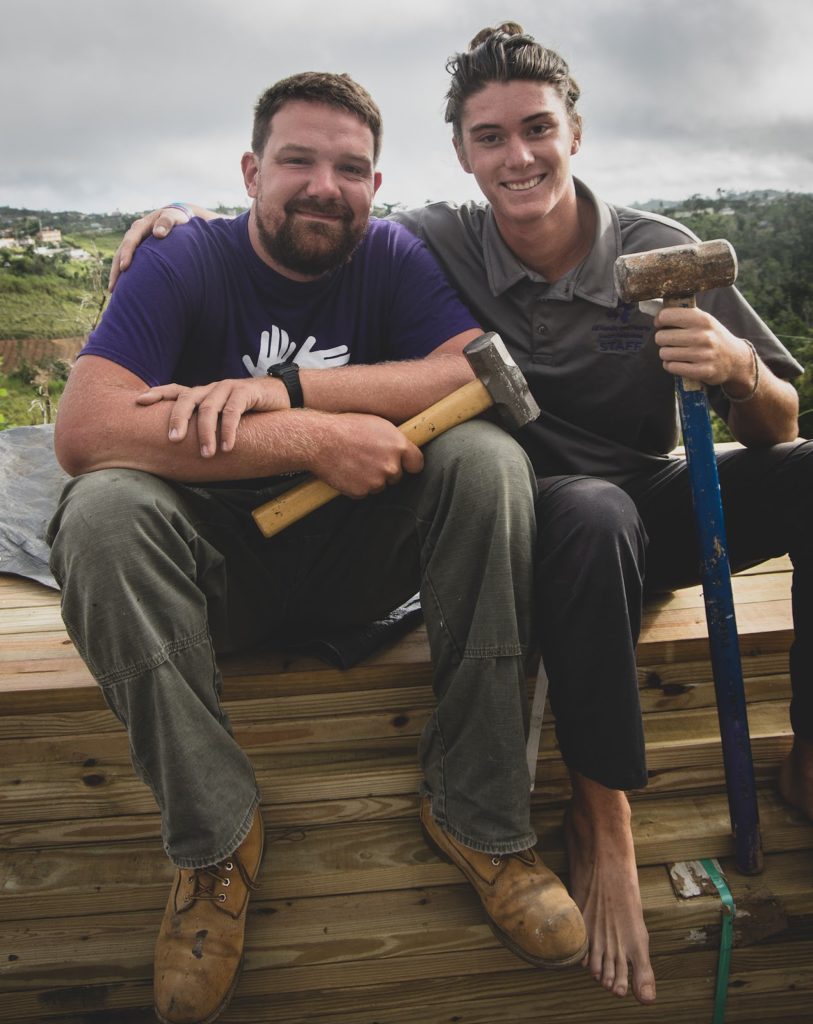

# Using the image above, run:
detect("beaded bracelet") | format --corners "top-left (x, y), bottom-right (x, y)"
top-left (166, 202), bottom-right (193, 219)
top-left (721, 340), bottom-right (760, 403)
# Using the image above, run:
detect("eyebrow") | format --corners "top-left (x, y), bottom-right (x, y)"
top-left (467, 111), bottom-right (558, 135)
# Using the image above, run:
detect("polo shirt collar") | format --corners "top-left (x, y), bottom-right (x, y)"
top-left (481, 178), bottom-right (621, 308)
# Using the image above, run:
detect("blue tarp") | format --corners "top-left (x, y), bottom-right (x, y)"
top-left (0, 424), bottom-right (66, 587)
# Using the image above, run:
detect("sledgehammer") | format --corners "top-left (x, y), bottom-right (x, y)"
top-left (252, 332), bottom-right (540, 537)
top-left (614, 238), bottom-right (763, 874)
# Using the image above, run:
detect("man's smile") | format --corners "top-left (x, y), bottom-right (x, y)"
top-left (503, 174), bottom-right (545, 192)
top-left (294, 209), bottom-right (343, 222)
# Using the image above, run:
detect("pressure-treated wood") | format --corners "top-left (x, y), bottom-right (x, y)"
top-left (2, 556), bottom-right (812, 1024)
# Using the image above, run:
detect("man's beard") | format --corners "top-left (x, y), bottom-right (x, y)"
top-left (256, 197), bottom-right (368, 277)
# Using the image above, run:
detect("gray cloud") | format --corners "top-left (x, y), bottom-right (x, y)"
top-left (1, 0), bottom-right (811, 214)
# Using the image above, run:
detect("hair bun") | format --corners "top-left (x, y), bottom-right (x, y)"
top-left (468, 22), bottom-right (526, 50)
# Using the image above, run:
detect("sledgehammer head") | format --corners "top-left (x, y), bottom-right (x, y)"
top-left (614, 238), bottom-right (738, 303)
top-left (464, 332), bottom-right (540, 428)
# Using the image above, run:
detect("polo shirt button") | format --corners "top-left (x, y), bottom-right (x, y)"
top-left (536, 324), bottom-right (548, 334)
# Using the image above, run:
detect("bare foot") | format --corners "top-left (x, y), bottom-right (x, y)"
top-left (564, 773), bottom-right (656, 1005)
top-left (779, 736), bottom-right (813, 820)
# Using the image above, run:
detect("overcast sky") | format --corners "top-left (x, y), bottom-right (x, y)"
top-left (2, 0), bottom-right (811, 216)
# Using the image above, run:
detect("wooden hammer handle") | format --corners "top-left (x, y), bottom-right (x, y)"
top-left (252, 377), bottom-right (492, 537)
top-left (663, 294), bottom-right (703, 392)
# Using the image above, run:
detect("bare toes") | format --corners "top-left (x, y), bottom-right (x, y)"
top-left (633, 965), bottom-right (657, 1004)
top-left (587, 947), bottom-right (604, 983)
top-left (601, 954), bottom-right (617, 992)
top-left (612, 957), bottom-right (629, 997)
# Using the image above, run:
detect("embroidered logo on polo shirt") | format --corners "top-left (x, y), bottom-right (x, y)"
top-left (592, 303), bottom-right (650, 353)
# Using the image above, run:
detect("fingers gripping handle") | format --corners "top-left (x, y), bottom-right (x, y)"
top-left (251, 378), bottom-right (493, 538)
top-left (663, 293), bottom-right (703, 393)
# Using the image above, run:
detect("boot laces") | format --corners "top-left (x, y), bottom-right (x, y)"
top-left (182, 824), bottom-right (303, 905)
top-left (185, 853), bottom-right (258, 905)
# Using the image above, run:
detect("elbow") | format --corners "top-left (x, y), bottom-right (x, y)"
top-left (53, 418), bottom-right (97, 477)
top-left (734, 419), bottom-right (799, 448)
top-left (54, 442), bottom-right (90, 479)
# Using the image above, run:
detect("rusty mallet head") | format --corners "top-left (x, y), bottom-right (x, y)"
top-left (613, 238), bottom-right (738, 307)
top-left (463, 332), bottom-right (541, 429)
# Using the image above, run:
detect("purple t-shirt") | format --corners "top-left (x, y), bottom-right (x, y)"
top-left (82, 213), bottom-right (479, 386)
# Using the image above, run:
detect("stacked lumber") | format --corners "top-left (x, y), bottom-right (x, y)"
top-left (2, 559), bottom-right (812, 1023)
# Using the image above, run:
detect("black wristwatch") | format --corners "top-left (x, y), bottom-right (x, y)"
top-left (267, 361), bottom-right (304, 408)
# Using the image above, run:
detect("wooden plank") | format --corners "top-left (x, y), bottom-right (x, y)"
top-left (0, 747), bottom-right (793, 850)
top-left (3, 787), bottom-right (812, 924)
top-left (0, 699), bottom-right (793, 828)
top-left (639, 670), bottom-right (790, 714)
top-left (3, 937), bottom-right (811, 1024)
top-left (0, 565), bottom-right (790, 716)
top-left (0, 566), bottom-right (792, 641)
top-left (0, 651), bottom-right (791, 740)
top-left (4, 850), bottom-right (812, 990)
top-left (639, 598), bottom-right (792, 647)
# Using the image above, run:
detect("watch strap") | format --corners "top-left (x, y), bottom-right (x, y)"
top-left (267, 361), bottom-right (304, 408)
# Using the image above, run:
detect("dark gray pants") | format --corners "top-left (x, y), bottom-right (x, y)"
top-left (48, 421), bottom-right (539, 867)
top-left (536, 438), bottom-right (813, 790)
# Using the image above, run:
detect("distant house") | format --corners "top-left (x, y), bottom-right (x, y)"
top-left (673, 207), bottom-right (716, 219)
top-left (36, 228), bottom-right (62, 244)
top-left (0, 237), bottom-right (17, 249)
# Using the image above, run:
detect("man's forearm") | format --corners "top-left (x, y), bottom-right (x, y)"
top-left (299, 344), bottom-right (478, 422)
top-left (57, 385), bottom-right (330, 482)
top-left (725, 356), bottom-right (799, 446)
top-left (727, 384), bottom-right (799, 446)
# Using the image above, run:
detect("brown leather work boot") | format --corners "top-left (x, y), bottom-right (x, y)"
top-left (154, 806), bottom-right (265, 1024)
top-left (420, 796), bottom-right (587, 967)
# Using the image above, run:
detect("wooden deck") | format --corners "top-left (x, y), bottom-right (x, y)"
top-left (2, 558), bottom-right (812, 1023)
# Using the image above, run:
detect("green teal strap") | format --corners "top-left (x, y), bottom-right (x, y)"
top-left (700, 858), bottom-right (736, 1024)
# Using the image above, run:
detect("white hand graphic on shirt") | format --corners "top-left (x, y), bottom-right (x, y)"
top-left (242, 325), bottom-right (350, 376)
top-left (242, 326), bottom-right (295, 376)
top-left (292, 336), bottom-right (350, 369)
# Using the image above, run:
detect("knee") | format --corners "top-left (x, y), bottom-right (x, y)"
top-left (425, 419), bottom-right (537, 506)
top-left (538, 477), bottom-right (645, 552)
top-left (51, 469), bottom-right (160, 535)
top-left (48, 469), bottom-right (179, 576)
top-left (783, 439), bottom-right (813, 498)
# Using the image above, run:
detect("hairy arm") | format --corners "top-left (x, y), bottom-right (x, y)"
top-left (55, 356), bottom-right (424, 496)
top-left (297, 331), bottom-right (480, 416)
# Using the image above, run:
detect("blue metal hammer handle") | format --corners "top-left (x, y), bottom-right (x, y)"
top-left (672, 297), bottom-right (763, 874)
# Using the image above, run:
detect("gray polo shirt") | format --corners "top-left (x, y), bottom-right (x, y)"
top-left (392, 181), bottom-right (802, 486)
